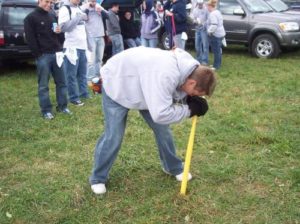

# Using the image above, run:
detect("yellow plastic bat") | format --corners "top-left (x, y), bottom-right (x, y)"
top-left (180, 116), bottom-right (197, 195)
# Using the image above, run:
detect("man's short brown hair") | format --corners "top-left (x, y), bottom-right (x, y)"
top-left (189, 65), bottom-right (217, 96)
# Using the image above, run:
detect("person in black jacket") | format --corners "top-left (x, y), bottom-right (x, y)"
top-left (164, 0), bottom-right (188, 49)
top-left (120, 10), bottom-right (141, 48)
top-left (24, 0), bottom-right (71, 120)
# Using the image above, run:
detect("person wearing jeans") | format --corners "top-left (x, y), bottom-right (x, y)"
top-left (83, 0), bottom-right (107, 81)
top-left (208, 35), bottom-right (223, 69)
top-left (106, 3), bottom-right (124, 55)
top-left (59, 0), bottom-right (90, 106)
top-left (24, 0), bottom-right (71, 119)
top-left (173, 33), bottom-right (186, 50)
top-left (120, 10), bottom-right (141, 48)
top-left (64, 49), bottom-right (90, 101)
top-left (207, 0), bottom-right (225, 69)
top-left (86, 37), bottom-right (105, 81)
top-left (90, 88), bottom-right (184, 185)
top-left (140, 0), bottom-right (161, 48)
top-left (164, 0), bottom-right (187, 50)
top-left (195, 29), bottom-right (209, 64)
top-left (89, 47), bottom-right (217, 195)
top-left (192, 0), bottom-right (209, 65)
top-left (141, 38), bottom-right (158, 48)
top-left (109, 34), bottom-right (124, 55)
top-left (36, 54), bottom-right (69, 115)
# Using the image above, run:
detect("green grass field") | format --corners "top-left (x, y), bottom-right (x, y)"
top-left (0, 47), bottom-right (299, 224)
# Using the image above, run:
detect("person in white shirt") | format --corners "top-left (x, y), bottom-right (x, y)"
top-left (58, 0), bottom-right (90, 106)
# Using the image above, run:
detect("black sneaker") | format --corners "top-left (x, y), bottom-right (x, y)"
top-left (57, 107), bottom-right (72, 115)
top-left (70, 100), bottom-right (84, 106)
top-left (43, 112), bottom-right (54, 120)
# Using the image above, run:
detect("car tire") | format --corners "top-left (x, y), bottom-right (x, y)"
top-left (161, 32), bottom-right (171, 50)
top-left (251, 34), bottom-right (280, 58)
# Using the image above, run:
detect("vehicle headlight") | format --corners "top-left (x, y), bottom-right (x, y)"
top-left (279, 22), bottom-right (299, 32)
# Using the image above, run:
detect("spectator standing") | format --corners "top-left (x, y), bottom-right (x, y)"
top-left (83, 0), bottom-right (106, 81)
top-left (120, 10), bottom-right (141, 48)
top-left (192, 0), bottom-right (209, 65)
top-left (206, 0), bottom-right (225, 70)
top-left (106, 3), bottom-right (124, 55)
top-left (140, 0), bottom-right (161, 48)
top-left (164, 0), bottom-right (188, 49)
top-left (156, 1), bottom-right (165, 24)
top-left (24, 0), bottom-right (71, 120)
top-left (58, 0), bottom-right (90, 106)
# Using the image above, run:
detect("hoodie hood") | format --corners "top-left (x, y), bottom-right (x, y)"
top-left (145, 0), bottom-right (154, 15)
top-left (173, 48), bottom-right (200, 88)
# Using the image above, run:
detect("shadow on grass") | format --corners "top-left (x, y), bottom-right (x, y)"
top-left (0, 59), bottom-right (36, 76)
top-left (223, 45), bottom-right (249, 56)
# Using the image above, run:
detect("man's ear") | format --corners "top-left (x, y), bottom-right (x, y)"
top-left (187, 79), bottom-right (197, 87)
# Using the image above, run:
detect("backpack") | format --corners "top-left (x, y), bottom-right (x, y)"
top-left (64, 5), bottom-right (72, 20)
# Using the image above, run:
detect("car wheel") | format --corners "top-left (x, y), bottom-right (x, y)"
top-left (161, 32), bottom-right (171, 50)
top-left (251, 34), bottom-right (280, 58)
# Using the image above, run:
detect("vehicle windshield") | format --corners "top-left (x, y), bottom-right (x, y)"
top-left (243, 0), bottom-right (274, 13)
top-left (264, 0), bottom-right (289, 12)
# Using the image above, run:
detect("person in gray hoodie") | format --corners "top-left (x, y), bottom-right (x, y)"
top-left (106, 2), bottom-right (124, 55)
top-left (89, 47), bottom-right (217, 195)
top-left (206, 0), bottom-right (225, 69)
top-left (140, 0), bottom-right (161, 48)
top-left (83, 0), bottom-right (107, 81)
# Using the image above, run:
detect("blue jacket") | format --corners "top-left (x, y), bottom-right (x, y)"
top-left (166, 0), bottom-right (187, 34)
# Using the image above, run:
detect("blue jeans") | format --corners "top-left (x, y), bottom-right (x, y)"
top-left (173, 33), bottom-right (186, 50)
top-left (195, 28), bottom-right (209, 65)
top-left (64, 49), bottom-right (89, 102)
top-left (35, 53), bottom-right (68, 114)
top-left (87, 36), bottom-right (105, 81)
top-left (124, 37), bottom-right (141, 48)
top-left (89, 88), bottom-right (183, 184)
top-left (141, 38), bottom-right (158, 48)
top-left (110, 34), bottom-right (124, 56)
top-left (209, 35), bottom-right (223, 69)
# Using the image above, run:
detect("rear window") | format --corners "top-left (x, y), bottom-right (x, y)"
top-left (3, 6), bottom-right (35, 26)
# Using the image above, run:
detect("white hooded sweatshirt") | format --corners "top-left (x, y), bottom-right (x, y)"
top-left (101, 47), bottom-right (199, 125)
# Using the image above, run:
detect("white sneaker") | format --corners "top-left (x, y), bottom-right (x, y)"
top-left (91, 183), bottom-right (106, 195)
top-left (162, 168), bottom-right (192, 182)
top-left (175, 172), bottom-right (192, 182)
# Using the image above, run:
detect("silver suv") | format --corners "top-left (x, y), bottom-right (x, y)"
top-left (219, 0), bottom-right (300, 58)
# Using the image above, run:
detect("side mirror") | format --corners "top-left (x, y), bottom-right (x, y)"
top-left (233, 8), bottom-right (245, 16)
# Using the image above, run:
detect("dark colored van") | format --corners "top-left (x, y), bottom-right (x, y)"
top-left (0, 0), bottom-right (37, 60)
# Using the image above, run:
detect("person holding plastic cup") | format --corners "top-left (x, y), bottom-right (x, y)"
top-left (24, 0), bottom-right (71, 120)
